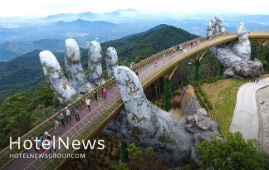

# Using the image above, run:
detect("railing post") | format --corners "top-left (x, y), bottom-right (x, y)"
top-left (121, 141), bottom-right (128, 163)
top-left (164, 78), bottom-right (171, 111)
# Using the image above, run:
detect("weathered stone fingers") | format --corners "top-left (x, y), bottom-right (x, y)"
top-left (207, 16), bottom-right (251, 68)
top-left (231, 22), bottom-right (251, 60)
top-left (39, 50), bottom-right (78, 103)
top-left (64, 38), bottom-right (93, 93)
top-left (106, 47), bottom-right (118, 78)
top-left (88, 41), bottom-right (104, 85)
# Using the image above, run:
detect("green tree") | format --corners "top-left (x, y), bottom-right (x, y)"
top-left (1, 93), bottom-right (32, 116)
top-left (31, 82), bottom-right (55, 108)
top-left (126, 143), bottom-right (157, 169)
top-left (144, 47), bottom-right (153, 57)
top-left (127, 143), bottom-right (154, 161)
top-left (9, 111), bottom-right (35, 137)
top-left (196, 132), bottom-right (265, 170)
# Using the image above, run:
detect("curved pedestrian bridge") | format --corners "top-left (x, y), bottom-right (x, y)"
top-left (1, 31), bottom-right (269, 170)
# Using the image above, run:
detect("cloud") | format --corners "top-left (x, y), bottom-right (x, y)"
top-left (0, 0), bottom-right (269, 17)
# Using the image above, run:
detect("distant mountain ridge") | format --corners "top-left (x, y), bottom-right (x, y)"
top-left (0, 39), bottom-right (65, 61)
top-left (0, 8), bottom-right (269, 61)
top-left (45, 12), bottom-right (98, 21)
top-left (0, 20), bottom-right (119, 61)
top-left (0, 18), bottom-right (156, 61)
top-left (44, 9), bottom-right (143, 23)
top-left (0, 25), bottom-right (197, 103)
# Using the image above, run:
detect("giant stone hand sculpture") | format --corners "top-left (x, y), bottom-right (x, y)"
top-left (102, 66), bottom-right (221, 165)
top-left (40, 37), bottom-right (220, 165)
top-left (103, 66), bottom-right (194, 165)
top-left (207, 16), bottom-right (263, 78)
top-left (40, 39), bottom-right (108, 103)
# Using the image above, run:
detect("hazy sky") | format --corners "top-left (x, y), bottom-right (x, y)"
top-left (1, 0), bottom-right (269, 17)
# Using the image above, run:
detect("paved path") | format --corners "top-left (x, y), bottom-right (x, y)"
top-left (256, 85), bottom-right (269, 153)
top-left (230, 78), bottom-right (269, 150)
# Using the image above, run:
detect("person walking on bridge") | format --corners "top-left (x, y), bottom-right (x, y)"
top-left (53, 118), bottom-right (60, 135)
top-left (101, 85), bottom-right (105, 97)
top-left (179, 44), bottom-right (183, 51)
top-left (190, 41), bottom-right (194, 47)
top-left (135, 68), bottom-right (139, 77)
top-left (59, 112), bottom-right (65, 127)
top-left (65, 107), bottom-right (71, 122)
top-left (94, 89), bottom-right (98, 101)
top-left (103, 88), bottom-right (107, 99)
top-left (74, 108), bottom-right (80, 121)
top-left (85, 98), bottom-right (91, 110)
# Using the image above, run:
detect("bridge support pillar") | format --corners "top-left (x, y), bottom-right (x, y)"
top-left (121, 141), bottom-right (128, 162)
top-left (258, 46), bottom-right (264, 60)
top-left (163, 66), bottom-right (178, 112)
top-left (164, 79), bottom-right (171, 111)
top-left (256, 39), bottom-right (269, 60)
top-left (194, 50), bottom-right (207, 81)
top-left (194, 61), bottom-right (200, 81)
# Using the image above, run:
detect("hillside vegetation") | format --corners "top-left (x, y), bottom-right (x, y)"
top-left (101, 24), bottom-right (197, 63)
top-left (201, 79), bottom-right (247, 136)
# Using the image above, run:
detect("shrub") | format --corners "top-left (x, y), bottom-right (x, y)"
top-left (196, 132), bottom-right (265, 170)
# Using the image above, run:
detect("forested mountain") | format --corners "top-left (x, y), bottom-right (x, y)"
top-left (101, 24), bottom-right (198, 63)
top-left (0, 24), bottom-right (197, 104)
top-left (0, 39), bottom-right (65, 61)
top-left (0, 50), bottom-right (66, 103)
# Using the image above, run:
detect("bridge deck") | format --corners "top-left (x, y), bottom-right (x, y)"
top-left (1, 31), bottom-right (269, 169)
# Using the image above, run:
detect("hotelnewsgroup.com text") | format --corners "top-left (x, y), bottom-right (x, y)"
top-left (10, 153), bottom-right (85, 159)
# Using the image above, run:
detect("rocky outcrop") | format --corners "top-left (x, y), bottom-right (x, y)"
top-left (180, 85), bottom-right (222, 164)
top-left (224, 59), bottom-right (264, 79)
top-left (181, 85), bottom-right (200, 115)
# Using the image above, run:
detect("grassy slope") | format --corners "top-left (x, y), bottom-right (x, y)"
top-left (201, 79), bottom-right (247, 136)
